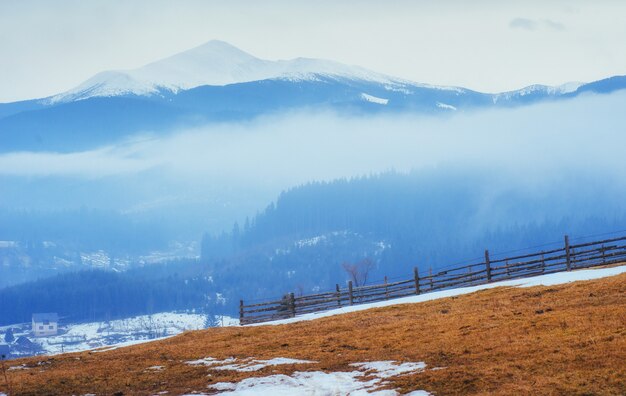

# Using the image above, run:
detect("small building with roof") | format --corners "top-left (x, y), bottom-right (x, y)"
top-left (32, 313), bottom-right (59, 337)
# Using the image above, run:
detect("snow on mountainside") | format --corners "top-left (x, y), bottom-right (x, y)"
top-left (492, 81), bottom-right (584, 103)
top-left (22, 39), bottom-right (622, 112)
top-left (361, 92), bottom-right (389, 105)
top-left (7, 40), bottom-right (623, 110)
top-left (48, 40), bottom-right (415, 103)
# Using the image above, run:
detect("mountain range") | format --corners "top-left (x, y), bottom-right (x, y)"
top-left (1, 39), bottom-right (625, 153)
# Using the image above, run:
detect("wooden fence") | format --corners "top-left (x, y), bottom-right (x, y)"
top-left (239, 234), bottom-right (626, 325)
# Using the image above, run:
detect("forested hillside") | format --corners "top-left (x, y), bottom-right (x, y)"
top-left (0, 264), bottom-right (217, 326)
top-left (202, 170), bottom-right (626, 303)
top-left (3, 170), bottom-right (625, 325)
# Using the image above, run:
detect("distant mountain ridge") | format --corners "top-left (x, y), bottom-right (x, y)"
top-left (1, 40), bottom-right (625, 152)
top-left (46, 40), bottom-right (412, 104)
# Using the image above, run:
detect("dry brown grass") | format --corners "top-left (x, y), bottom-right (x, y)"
top-left (3, 272), bottom-right (625, 395)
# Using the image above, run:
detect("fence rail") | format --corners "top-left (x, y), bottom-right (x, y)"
top-left (239, 234), bottom-right (626, 325)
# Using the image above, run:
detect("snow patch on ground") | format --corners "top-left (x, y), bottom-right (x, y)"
top-left (293, 231), bottom-right (352, 248)
top-left (436, 102), bottom-right (457, 110)
top-left (384, 85), bottom-right (412, 94)
top-left (91, 338), bottom-right (168, 353)
top-left (256, 265), bottom-right (626, 326)
top-left (552, 81), bottom-right (583, 94)
top-left (294, 235), bottom-right (327, 248)
top-left (8, 364), bottom-right (29, 370)
top-left (351, 361), bottom-right (426, 378)
top-left (361, 93), bottom-right (389, 105)
top-left (186, 357), bottom-right (314, 372)
top-left (204, 360), bottom-right (429, 395)
top-left (264, 358), bottom-right (315, 366)
top-left (187, 357), bottom-right (237, 366)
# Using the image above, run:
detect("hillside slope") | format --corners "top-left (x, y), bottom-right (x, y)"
top-left (3, 268), bottom-right (625, 395)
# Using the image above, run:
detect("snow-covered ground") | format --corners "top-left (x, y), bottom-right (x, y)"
top-left (436, 101), bottom-right (457, 110)
top-left (186, 357), bottom-right (315, 372)
top-left (256, 264), bottom-right (626, 326)
top-left (361, 93), bottom-right (389, 105)
top-left (36, 357), bottom-right (430, 395)
top-left (2, 312), bottom-right (237, 357)
top-left (180, 359), bottom-right (430, 396)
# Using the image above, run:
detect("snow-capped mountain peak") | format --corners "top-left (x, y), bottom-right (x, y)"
top-left (48, 40), bottom-right (401, 104)
top-left (40, 40), bottom-right (611, 109)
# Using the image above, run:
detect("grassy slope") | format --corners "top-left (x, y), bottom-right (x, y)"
top-left (3, 272), bottom-right (625, 395)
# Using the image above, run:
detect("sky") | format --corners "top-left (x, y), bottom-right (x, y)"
top-left (1, 0), bottom-right (626, 103)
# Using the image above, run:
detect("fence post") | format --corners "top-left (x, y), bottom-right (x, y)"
top-left (336, 284), bottom-right (342, 307)
top-left (564, 235), bottom-right (571, 271)
top-left (239, 300), bottom-right (244, 325)
top-left (485, 249), bottom-right (492, 282)
top-left (348, 281), bottom-right (354, 305)
top-left (429, 266), bottom-right (433, 290)
top-left (413, 267), bottom-right (420, 295)
top-left (541, 253), bottom-right (545, 274)
top-left (505, 260), bottom-right (510, 277)
top-left (289, 293), bottom-right (296, 318)
top-left (384, 276), bottom-right (389, 299)
top-left (601, 245), bottom-right (606, 265)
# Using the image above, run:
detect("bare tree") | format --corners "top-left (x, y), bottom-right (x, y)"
top-left (342, 258), bottom-right (375, 287)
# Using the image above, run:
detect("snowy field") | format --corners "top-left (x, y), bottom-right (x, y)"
top-left (2, 312), bottom-right (237, 357)
top-left (256, 264), bottom-right (626, 326)
top-left (181, 358), bottom-right (431, 396)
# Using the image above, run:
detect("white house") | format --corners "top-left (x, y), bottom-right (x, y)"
top-left (32, 313), bottom-right (59, 337)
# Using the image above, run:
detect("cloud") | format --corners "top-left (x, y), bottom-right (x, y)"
top-left (0, 145), bottom-right (157, 178)
top-left (510, 18), bottom-right (565, 32)
top-left (510, 17), bottom-right (537, 31)
top-left (0, 92), bottom-right (625, 191)
top-left (1, 92), bottom-right (626, 237)
top-left (543, 19), bottom-right (565, 31)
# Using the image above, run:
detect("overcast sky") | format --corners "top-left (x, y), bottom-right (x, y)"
top-left (1, 0), bottom-right (625, 103)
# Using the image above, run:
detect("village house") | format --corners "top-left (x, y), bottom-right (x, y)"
top-left (32, 313), bottom-right (59, 337)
